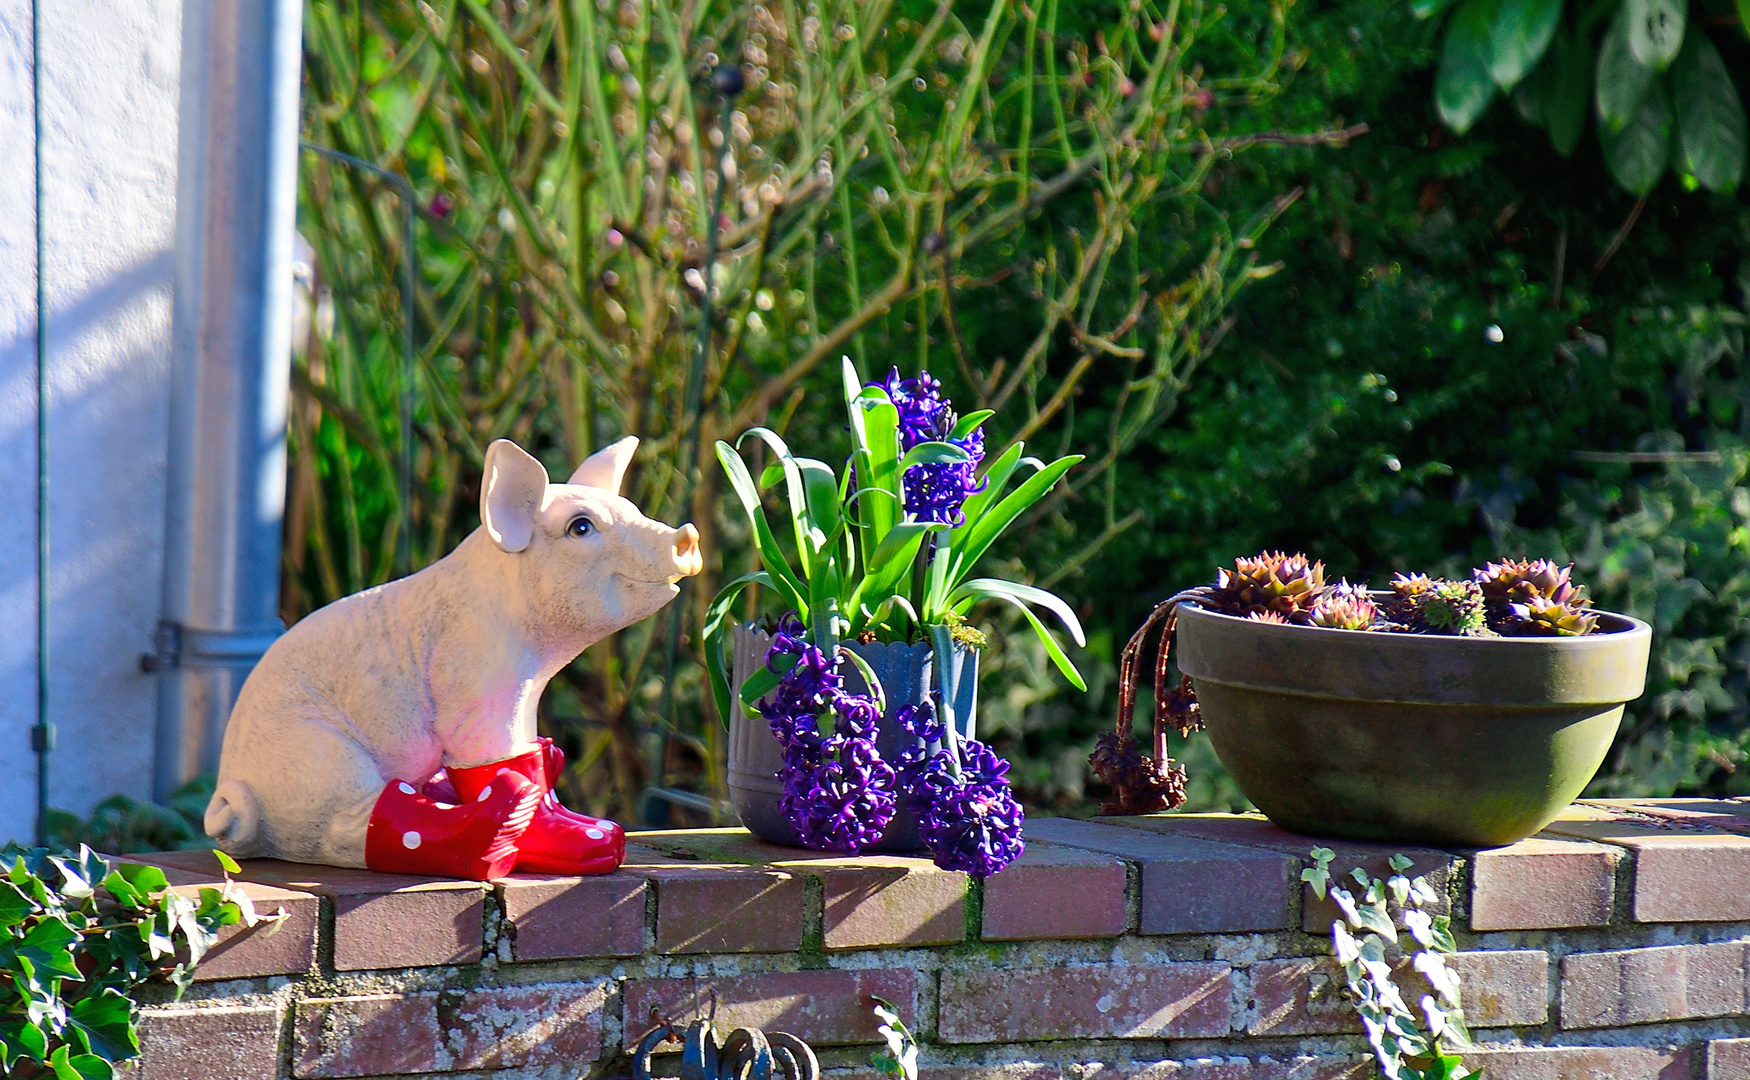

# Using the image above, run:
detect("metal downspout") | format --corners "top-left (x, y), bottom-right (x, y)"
top-left (31, 0), bottom-right (51, 845)
top-left (152, 0), bottom-right (304, 799)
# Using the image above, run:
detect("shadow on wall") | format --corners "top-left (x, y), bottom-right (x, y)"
top-left (0, 247), bottom-right (176, 843)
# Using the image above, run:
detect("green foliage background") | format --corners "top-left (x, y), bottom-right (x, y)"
top-left (284, 0), bottom-right (1750, 824)
top-left (1046, 0), bottom-right (1750, 809)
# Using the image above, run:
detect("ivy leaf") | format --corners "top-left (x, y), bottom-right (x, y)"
top-left (0, 1013), bottom-right (50, 1068)
top-left (113, 864), bottom-right (168, 898)
top-left (1428, 914), bottom-right (1459, 953)
top-left (1597, 4), bottom-right (1659, 130)
top-left (1602, 77), bottom-right (1675, 193)
top-left (1671, 31), bottom-right (1746, 192)
top-left (1354, 902), bottom-right (1400, 944)
top-left (1626, 0), bottom-right (1687, 69)
top-left (1489, 0), bottom-right (1562, 88)
top-left (1300, 864), bottom-right (1331, 900)
top-left (68, 988), bottom-right (137, 1063)
top-left (15, 916), bottom-right (84, 982)
top-left (1437, 0), bottom-right (1502, 132)
top-left (49, 1044), bottom-right (114, 1080)
top-left (0, 878), bottom-right (33, 930)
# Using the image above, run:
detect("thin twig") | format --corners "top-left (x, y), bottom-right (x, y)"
top-left (1212, 122), bottom-right (1370, 152)
top-left (1593, 194), bottom-right (1647, 273)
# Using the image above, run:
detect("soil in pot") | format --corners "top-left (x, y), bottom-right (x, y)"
top-left (1174, 602), bottom-right (1652, 848)
top-left (728, 623), bottom-right (978, 853)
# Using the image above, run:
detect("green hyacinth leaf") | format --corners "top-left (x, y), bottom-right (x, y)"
top-left (1626, 0), bottom-right (1686, 69)
top-left (1489, 0), bottom-right (1562, 88)
top-left (1672, 31), bottom-right (1746, 191)
top-left (1413, 0), bottom-right (1460, 18)
top-left (1602, 77), bottom-right (1674, 193)
top-left (1437, 0), bottom-right (1501, 132)
top-left (1597, 4), bottom-right (1658, 129)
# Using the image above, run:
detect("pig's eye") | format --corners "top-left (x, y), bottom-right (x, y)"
top-left (567, 516), bottom-right (596, 538)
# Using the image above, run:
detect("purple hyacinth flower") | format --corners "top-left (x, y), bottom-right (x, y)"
top-left (781, 734), bottom-right (899, 852)
top-left (761, 627), bottom-right (898, 853)
top-left (909, 735), bottom-right (1025, 879)
top-left (871, 368), bottom-right (987, 525)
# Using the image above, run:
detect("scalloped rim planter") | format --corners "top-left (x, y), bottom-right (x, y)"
top-left (727, 623), bottom-right (979, 853)
top-left (1175, 601), bottom-right (1653, 848)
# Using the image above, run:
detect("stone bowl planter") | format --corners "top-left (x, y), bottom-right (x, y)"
top-left (727, 624), bottom-right (977, 853)
top-left (1174, 601), bottom-right (1653, 848)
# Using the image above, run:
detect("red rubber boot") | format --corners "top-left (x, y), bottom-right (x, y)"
top-left (448, 746), bottom-right (624, 875)
top-left (534, 737), bottom-right (626, 865)
top-left (363, 770), bottom-right (541, 880)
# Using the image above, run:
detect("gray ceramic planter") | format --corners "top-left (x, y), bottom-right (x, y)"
top-left (1174, 601), bottom-right (1653, 848)
top-left (727, 623), bottom-right (978, 852)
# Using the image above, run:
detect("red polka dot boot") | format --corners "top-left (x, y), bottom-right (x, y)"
top-left (363, 768), bottom-right (541, 880)
top-left (447, 741), bottom-right (625, 875)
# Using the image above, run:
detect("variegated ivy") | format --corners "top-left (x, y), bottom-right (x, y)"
top-left (1303, 848), bottom-right (1474, 1080)
top-left (0, 845), bottom-right (280, 1080)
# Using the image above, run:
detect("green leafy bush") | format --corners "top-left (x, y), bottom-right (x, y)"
top-left (41, 778), bottom-right (216, 857)
top-left (0, 847), bottom-right (271, 1079)
top-left (1416, 0), bottom-right (1747, 193)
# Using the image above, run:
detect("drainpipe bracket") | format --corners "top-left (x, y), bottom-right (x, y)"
top-left (146, 621), bottom-right (283, 672)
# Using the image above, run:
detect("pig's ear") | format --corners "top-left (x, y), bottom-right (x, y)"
top-left (481, 440), bottom-right (550, 553)
top-left (567, 435), bottom-right (639, 494)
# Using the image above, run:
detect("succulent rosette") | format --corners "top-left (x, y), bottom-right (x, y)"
top-left (709, 360), bottom-right (1087, 879)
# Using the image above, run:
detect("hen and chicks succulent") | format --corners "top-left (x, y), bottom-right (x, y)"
top-left (1199, 552), bottom-right (1603, 637)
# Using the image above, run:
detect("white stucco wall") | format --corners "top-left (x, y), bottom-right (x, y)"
top-left (0, 0), bottom-right (181, 841)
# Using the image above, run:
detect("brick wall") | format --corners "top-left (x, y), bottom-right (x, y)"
top-left (121, 799), bottom-right (1750, 1080)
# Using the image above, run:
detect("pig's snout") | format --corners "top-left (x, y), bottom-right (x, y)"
top-left (672, 524), bottom-right (703, 580)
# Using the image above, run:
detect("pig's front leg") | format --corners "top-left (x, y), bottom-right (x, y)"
top-left (435, 684), bottom-right (541, 769)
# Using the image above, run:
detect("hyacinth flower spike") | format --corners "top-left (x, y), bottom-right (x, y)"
top-left (905, 624), bottom-right (1026, 879)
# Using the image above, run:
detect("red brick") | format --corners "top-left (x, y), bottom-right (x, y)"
top-left (498, 872), bottom-right (646, 959)
top-left (1246, 957), bottom-right (1357, 1036)
top-left (203, 858), bottom-right (487, 970)
top-left (294, 994), bottom-right (441, 1078)
top-left (938, 962), bottom-right (1231, 1042)
top-left (1461, 1045), bottom-right (1690, 1079)
top-left (1030, 817), bottom-right (1295, 934)
top-left (623, 969), bottom-right (917, 1047)
top-left (1560, 941), bottom-right (1750, 1028)
top-left (981, 840), bottom-right (1128, 941)
top-left (638, 861), bottom-right (804, 954)
top-left (442, 981), bottom-right (607, 1068)
top-left (1248, 951), bottom-right (1545, 1036)
top-left (1469, 836), bottom-right (1619, 930)
top-left (1586, 798), bottom-right (1750, 834)
top-left (1068, 1061), bottom-right (1370, 1080)
top-left (1446, 951), bottom-right (1550, 1026)
top-left (1247, 1058), bottom-right (1374, 1080)
top-left (124, 854), bottom-right (321, 980)
top-left (631, 830), bottom-right (966, 950)
top-left (816, 856), bottom-right (966, 949)
top-left (1544, 818), bottom-right (1750, 922)
top-left (826, 1066), bottom-right (1064, 1080)
top-left (1105, 814), bottom-right (1455, 931)
top-left (132, 1004), bottom-right (284, 1080)
top-left (1708, 1038), bottom-right (1750, 1079)
top-left (1071, 1063), bottom-right (1248, 1080)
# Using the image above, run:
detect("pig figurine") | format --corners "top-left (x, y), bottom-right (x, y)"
top-left (204, 437), bottom-right (703, 879)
